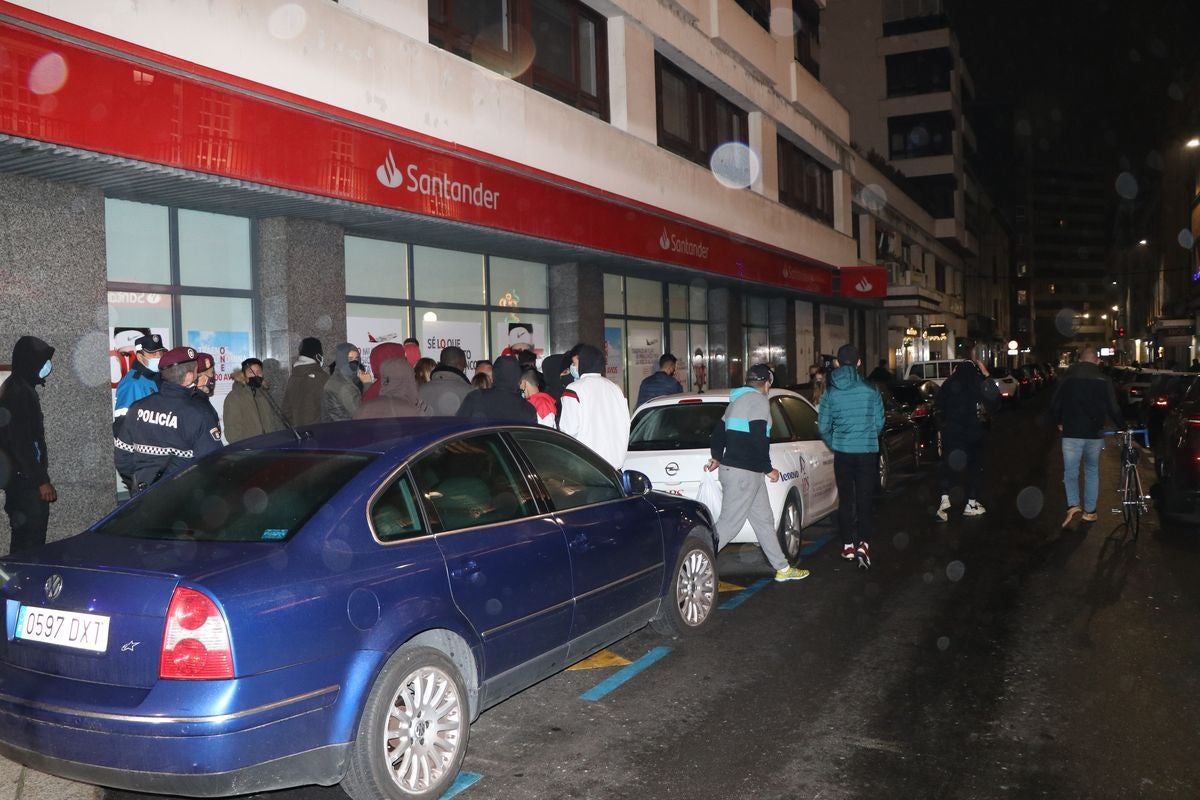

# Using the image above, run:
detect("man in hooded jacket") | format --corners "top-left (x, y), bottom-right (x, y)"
top-left (934, 352), bottom-right (999, 521)
top-left (224, 358), bottom-right (285, 442)
top-left (421, 346), bottom-right (474, 416)
top-left (456, 356), bottom-right (536, 423)
top-left (282, 337), bottom-right (327, 427)
top-left (356, 358), bottom-right (430, 419)
top-left (321, 342), bottom-right (372, 423)
top-left (0, 336), bottom-right (57, 554)
top-left (559, 344), bottom-right (630, 469)
top-left (362, 342), bottom-right (408, 405)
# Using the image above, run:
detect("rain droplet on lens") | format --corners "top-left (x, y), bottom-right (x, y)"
top-left (1177, 229), bottom-right (1194, 249)
top-left (1016, 486), bottom-right (1044, 519)
top-left (1055, 307), bottom-right (1079, 337)
top-left (923, 572), bottom-right (934, 584)
top-left (1128, 49), bottom-right (1141, 63)
top-left (859, 184), bottom-right (888, 212)
top-left (947, 449), bottom-right (967, 472)
top-left (28, 52), bottom-right (68, 95)
top-left (946, 560), bottom-right (965, 582)
top-left (1115, 171), bottom-right (1139, 200)
top-left (937, 636), bottom-right (950, 651)
top-left (769, 8), bottom-right (801, 37)
top-left (1014, 118), bottom-right (1032, 137)
top-left (1145, 150), bottom-right (1164, 171)
top-left (243, 487), bottom-right (269, 514)
top-left (485, 598), bottom-right (503, 616)
top-left (267, 3), bottom-right (308, 40)
top-left (316, 314), bottom-right (333, 331)
top-left (893, 531), bottom-right (910, 551)
top-left (1168, 83), bottom-right (1184, 101)
top-left (709, 142), bottom-right (761, 190)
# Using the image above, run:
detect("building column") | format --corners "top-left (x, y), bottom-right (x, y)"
top-left (707, 288), bottom-right (743, 389)
top-left (549, 262), bottom-right (604, 354)
top-left (0, 173), bottom-right (113, 547)
top-left (749, 112), bottom-right (779, 201)
top-left (607, 17), bottom-right (657, 145)
top-left (255, 218), bottom-right (346, 383)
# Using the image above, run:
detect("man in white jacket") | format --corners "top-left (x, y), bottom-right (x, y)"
top-left (558, 343), bottom-right (630, 469)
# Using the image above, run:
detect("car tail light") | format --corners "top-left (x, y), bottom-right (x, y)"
top-left (160, 587), bottom-right (233, 680)
top-left (1187, 417), bottom-right (1200, 428)
top-left (912, 406), bottom-right (929, 417)
top-left (1130, 387), bottom-right (1141, 396)
top-left (677, 398), bottom-right (704, 404)
top-left (1153, 397), bottom-right (1169, 407)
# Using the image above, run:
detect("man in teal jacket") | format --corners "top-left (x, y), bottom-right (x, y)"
top-left (818, 344), bottom-right (884, 569)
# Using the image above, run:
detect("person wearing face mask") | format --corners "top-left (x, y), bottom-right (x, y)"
top-left (558, 343), bottom-right (630, 469)
top-left (520, 368), bottom-right (557, 428)
top-left (320, 342), bottom-right (374, 423)
top-left (114, 346), bottom-right (224, 495)
top-left (282, 336), bottom-right (328, 427)
top-left (113, 333), bottom-right (166, 421)
top-left (0, 335), bottom-right (57, 554)
top-left (456, 355), bottom-right (535, 423)
top-left (223, 357), bottom-right (285, 443)
top-left (190, 351), bottom-right (221, 435)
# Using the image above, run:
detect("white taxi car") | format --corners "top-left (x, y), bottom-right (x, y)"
top-left (624, 389), bottom-right (838, 565)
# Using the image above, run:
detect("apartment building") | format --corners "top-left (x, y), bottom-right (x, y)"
top-left (0, 0), bottom-right (884, 537)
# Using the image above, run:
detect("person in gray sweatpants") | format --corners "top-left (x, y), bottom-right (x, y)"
top-left (705, 364), bottom-right (809, 582)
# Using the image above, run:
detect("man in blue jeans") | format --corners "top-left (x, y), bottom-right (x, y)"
top-left (1051, 347), bottom-right (1124, 528)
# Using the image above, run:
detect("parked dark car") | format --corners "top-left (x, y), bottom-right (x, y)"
top-left (1154, 374), bottom-right (1200, 521)
top-left (0, 419), bottom-right (718, 799)
top-left (871, 379), bottom-right (923, 489)
top-left (1139, 372), bottom-right (1196, 445)
top-left (1014, 364), bottom-right (1038, 395)
top-left (883, 380), bottom-right (941, 460)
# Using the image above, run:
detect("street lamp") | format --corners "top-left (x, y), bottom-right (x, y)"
top-left (1187, 138), bottom-right (1200, 148)
top-left (1112, 305), bottom-right (1119, 312)
top-left (1138, 239), bottom-right (1148, 246)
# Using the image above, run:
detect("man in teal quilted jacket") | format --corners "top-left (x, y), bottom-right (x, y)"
top-left (818, 344), bottom-right (884, 569)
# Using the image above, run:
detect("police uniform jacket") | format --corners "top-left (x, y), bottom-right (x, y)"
top-left (114, 381), bottom-right (223, 490)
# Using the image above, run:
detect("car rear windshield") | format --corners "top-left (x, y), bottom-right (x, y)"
top-left (629, 403), bottom-right (727, 451)
top-left (889, 384), bottom-right (924, 404)
top-left (96, 450), bottom-right (376, 542)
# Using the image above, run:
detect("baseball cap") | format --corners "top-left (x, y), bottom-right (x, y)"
top-left (746, 364), bottom-right (774, 383)
top-left (159, 345), bottom-right (198, 371)
top-left (836, 344), bottom-right (859, 365)
top-left (194, 352), bottom-right (215, 372)
top-left (134, 333), bottom-right (166, 353)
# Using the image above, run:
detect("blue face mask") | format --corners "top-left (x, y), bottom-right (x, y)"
top-left (569, 364), bottom-right (580, 380)
top-left (37, 360), bottom-right (52, 380)
top-left (145, 356), bottom-right (161, 373)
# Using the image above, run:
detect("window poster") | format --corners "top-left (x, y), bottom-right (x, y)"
top-left (420, 320), bottom-right (484, 375)
top-left (493, 321), bottom-right (545, 361)
top-left (347, 314), bottom-right (406, 370)
top-left (603, 325), bottom-right (624, 390)
top-left (187, 330), bottom-right (251, 433)
top-left (627, 323), bottom-right (663, 396)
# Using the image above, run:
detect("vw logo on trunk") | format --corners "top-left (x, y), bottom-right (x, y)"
top-left (665, 462), bottom-right (679, 476)
top-left (44, 574), bottom-right (63, 601)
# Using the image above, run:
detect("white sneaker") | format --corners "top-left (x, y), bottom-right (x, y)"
top-left (963, 500), bottom-right (987, 516)
top-left (936, 495), bottom-right (951, 522)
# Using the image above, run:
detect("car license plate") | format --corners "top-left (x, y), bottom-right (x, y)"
top-left (14, 605), bottom-right (110, 653)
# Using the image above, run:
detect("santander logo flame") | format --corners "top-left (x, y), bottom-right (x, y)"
top-left (855, 276), bottom-right (874, 293)
top-left (376, 150), bottom-right (403, 188)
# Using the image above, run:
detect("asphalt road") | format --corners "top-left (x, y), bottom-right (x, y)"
top-left (107, 394), bottom-right (1200, 800)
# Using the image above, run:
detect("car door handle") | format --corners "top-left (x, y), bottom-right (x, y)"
top-left (450, 560), bottom-right (479, 579)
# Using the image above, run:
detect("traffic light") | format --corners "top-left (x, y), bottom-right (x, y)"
top-left (1118, 327), bottom-right (1126, 338)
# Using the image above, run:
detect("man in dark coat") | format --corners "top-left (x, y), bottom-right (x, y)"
top-left (1051, 347), bottom-right (1124, 528)
top-left (0, 336), bottom-right (57, 554)
top-left (420, 346), bottom-right (474, 416)
top-left (636, 353), bottom-right (684, 407)
top-left (934, 353), bottom-right (999, 521)
top-left (282, 337), bottom-right (328, 427)
top-left (456, 355), bottom-right (536, 423)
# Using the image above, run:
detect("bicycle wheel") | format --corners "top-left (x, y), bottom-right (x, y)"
top-left (1131, 463), bottom-right (1146, 538)
top-left (1122, 464), bottom-right (1139, 537)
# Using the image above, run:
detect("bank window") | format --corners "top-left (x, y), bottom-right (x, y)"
top-left (106, 199), bottom-right (170, 283)
top-left (347, 236), bottom-right (409, 299)
top-left (429, 0), bottom-right (608, 120)
top-left (777, 136), bottom-right (833, 226)
top-left (668, 284), bottom-right (689, 319)
top-left (626, 277), bottom-right (664, 317)
top-left (178, 209), bottom-right (251, 290)
top-left (604, 273), bottom-right (625, 315)
top-left (605, 274), bottom-right (708, 397)
top-left (888, 111), bottom-right (954, 160)
top-left (413, 246), bottom-right (485, 306)
top-left (490, 257), bottom-right (547, 309)
top-left (656, 54), bottom-right (748, 169)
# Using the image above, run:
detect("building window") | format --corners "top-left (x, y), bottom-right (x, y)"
top-left (882, 0), bottom-right (946, 35)
top-left (1017, 289), bottom-right (1028, 306)
top-left (935, 261), bottom-right (946, 292)
top-left (777, 136), bottom-right (833, 225)
top-left (605, 274), bottom-right (708, 399)
top-left (794, 0), bottom-right (821, 78)
top-left (885, 48), bottom-right (951, 97)
top-left (429, 0), bottom-right (608, 120)
top-left (888, 111), bottom-right (954, 159)
top-left (734, 0), bottom-right (770, 31)
top-left (656, 54), bottom-right (748, 168)
top-left (907, 174), bottom-right (957, 219)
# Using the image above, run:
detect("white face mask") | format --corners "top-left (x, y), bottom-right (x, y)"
top-left (570, 364), bottom-right (580, 380)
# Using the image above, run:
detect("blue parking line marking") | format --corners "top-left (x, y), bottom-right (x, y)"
top-left (719, 577), bottom-right (771, 609)
top-left (580, 646), bottom-right (672, 701)
top-left (800, 531), bottom-right (835, 556)
top-left (440, 771), bottom-right (483, 799)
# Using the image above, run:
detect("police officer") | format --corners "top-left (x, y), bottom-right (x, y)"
top-left (114, 333), bottom-right (166, 420)
top-left (114, 346), bottom-right (223, 494)
top-left (191, 351), bottom-right (221, 435)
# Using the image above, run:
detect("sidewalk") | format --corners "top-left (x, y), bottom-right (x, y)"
top-left (0, 758), bottom-right (100, 800)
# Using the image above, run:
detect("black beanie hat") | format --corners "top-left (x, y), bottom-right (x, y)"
top-left (299, 337), bottom-right (323, 359)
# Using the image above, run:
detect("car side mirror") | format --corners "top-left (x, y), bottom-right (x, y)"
top-left (622, 470), bottom-right (652, 496)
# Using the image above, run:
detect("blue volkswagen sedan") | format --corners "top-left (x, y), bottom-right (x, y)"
top-left (0, 419), bottom-right (717, 799)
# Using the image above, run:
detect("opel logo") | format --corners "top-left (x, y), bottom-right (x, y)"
top-left (665, 462), bottom-right (679, 477)
top-left (44, 574), bottom-right (63, 602)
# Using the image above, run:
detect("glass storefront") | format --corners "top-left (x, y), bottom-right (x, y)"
top-left (604, 273), bottom-right (708, 402)
top-left (346, 237), bottom-right (549, 373)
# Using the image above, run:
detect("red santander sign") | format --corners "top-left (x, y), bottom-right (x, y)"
top-left (839, 266), bottom-right (888, 298)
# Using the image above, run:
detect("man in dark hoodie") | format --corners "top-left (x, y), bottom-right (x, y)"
top-left (1051, 346), bottom-right (1124, 528)
top-left (356, 357), bottom-right (430, 419)
top-left (456, 355), bottom-right (536, 423)
top-left (282, 337), bottom-right (328, 427)
top-left (320, 342), bottom-right (372, 423)
top-left (0, 336), bottom-right (57, 553)
top-left (934, 350), bottom-right (1000, 521)
top-left (421, 346), bottom-right (474, 416)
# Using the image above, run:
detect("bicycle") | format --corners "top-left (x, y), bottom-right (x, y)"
top-left (1103, 428), bottom-right (1150, 537)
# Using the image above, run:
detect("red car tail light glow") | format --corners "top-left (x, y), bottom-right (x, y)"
top-left (160, 587), bottom-right (233, 680)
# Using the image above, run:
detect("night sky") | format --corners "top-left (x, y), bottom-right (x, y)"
top-left (946, 0), bottom-right (1200, 211)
